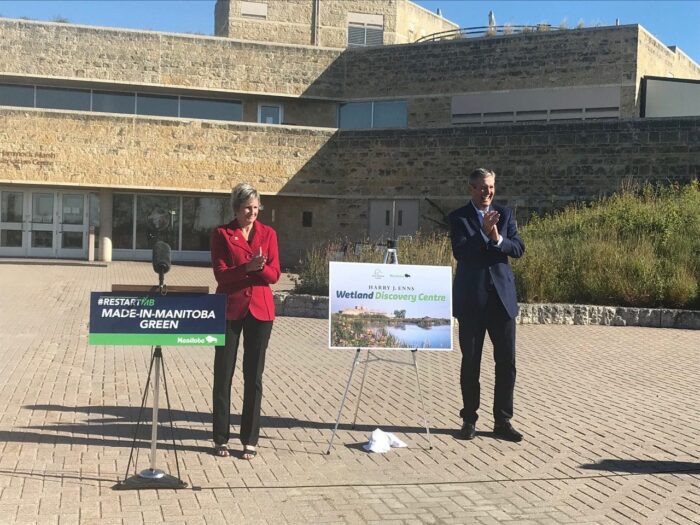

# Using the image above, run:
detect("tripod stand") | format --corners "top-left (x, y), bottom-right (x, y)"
top-left (115, 342), bottom-right (187, 490)
top-left (112, 275), bottom-right (200, 490)
top-left (326, 239), bottom-right (433, 454)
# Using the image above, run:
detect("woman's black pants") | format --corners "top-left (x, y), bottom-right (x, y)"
top-left (212, 314), bottom-right (273, 447)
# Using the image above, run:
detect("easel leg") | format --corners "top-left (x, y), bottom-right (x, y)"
top-left (411, 349), bottom-right (433, 450)
top-left (352, 349), bottom-right (371, 428)
top-left (326, 348), bottom-right (362, 455)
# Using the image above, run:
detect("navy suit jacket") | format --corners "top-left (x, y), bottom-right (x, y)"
top-left (449, 202), bottom-right (525, 320)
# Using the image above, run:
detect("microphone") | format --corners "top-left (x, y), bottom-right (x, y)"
top-left (152, 241), bottom-right (171, 277)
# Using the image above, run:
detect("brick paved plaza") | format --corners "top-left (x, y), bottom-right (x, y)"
top-left (0, 261), bottom-right (698, 524)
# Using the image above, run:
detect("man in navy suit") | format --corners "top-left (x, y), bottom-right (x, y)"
top-left (449, 168), bottom-right (525, 442)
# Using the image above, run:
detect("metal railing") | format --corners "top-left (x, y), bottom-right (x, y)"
top-left (415, 24), bottom-right (559, 43)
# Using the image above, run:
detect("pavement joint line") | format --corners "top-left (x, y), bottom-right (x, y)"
top-left (1, 468), bottom-right (699, 490)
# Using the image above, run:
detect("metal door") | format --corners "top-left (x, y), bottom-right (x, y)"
top-left (57, 193), bottom-right (87, 258)
top-left (0, 189), bottom-right (26, 256)
top-left (368, 199), bottom-right (419, 240)
top-left (27, 191), bottom-right (56, 257)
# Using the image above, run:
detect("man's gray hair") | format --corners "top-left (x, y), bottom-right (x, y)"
top-left (231, 183), bottom-right (262, 212)
top-left (469, 168), bottom-right (496, 185)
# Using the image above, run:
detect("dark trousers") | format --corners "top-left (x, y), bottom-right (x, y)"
top-left (458, 290), bottom-right (516, 425)
top-left (212, 314), bottom-right (273, 446)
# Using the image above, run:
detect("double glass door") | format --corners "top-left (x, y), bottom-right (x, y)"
top-left (0, 189), bottom-right (88, 258)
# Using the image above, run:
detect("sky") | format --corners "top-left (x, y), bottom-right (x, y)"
top-left (0, 0), bottom-right (698, 62)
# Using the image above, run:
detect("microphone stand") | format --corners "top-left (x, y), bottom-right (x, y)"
top-left (157, 270), bottom-right (167, 295)
top-left (115, 245), bottom-right (186, 490)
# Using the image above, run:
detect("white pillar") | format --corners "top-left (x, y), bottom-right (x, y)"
top-left (99, 189), bottom-right (113, 262)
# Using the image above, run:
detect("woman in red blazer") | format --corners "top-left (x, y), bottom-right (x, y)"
top-left (210, 183), bottom-right (280, 459)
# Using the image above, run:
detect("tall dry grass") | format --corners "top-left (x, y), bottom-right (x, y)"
top-left (292, 232), bottom-right (453, 295)
top-left (514, 181), bottom-right (699, 308)
top-left (293, 181), bottom-right (700, 309)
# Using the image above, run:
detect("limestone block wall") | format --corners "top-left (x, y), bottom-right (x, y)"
top-left (636, 27), bottom-right (700, 112)
top-left (2, 111), bottom-right (698, 257)
top-left (0, 108), bottom-right (336, 195)
top-left (0, 18), bottom-right (345, 98)
top-left (4, 19), bottom-right (695, 128)
top-left (221, 0), bottom-right (316, 46)
top-left (342, 25), bottom-right (640, 119)
top-left (317, 0), bottom-right (400, 48)
top-left (395, 1), bottom-right (458, 43)
top-left (288, 117), bottom-right (700, 225)
top-left (3, 108), bottom-right (698, 202)
top-left (219, 0), bottom-right (400, 48)
top-left (240, 96), bottom-right (337, 127)
top-left (216, 0), bottom-right (455, 48)
top-left (257, 195), bottom-right (360, 265)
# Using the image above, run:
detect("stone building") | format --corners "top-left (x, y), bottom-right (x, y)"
top-left (0, 0), bottom-right (698, 266)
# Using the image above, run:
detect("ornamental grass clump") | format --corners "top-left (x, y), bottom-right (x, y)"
top-left (513, 180), bottom-right (700, 309)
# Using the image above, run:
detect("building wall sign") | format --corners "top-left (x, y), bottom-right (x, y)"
top-left (0, 150), bottom-right (56, 168)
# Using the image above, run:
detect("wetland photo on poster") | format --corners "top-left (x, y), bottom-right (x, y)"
top-left (329, 262), bottom-right (453, 350)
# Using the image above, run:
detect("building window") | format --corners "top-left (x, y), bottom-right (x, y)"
top-left (136, 94), bottom-right (179, 117)
top-left (348, 13), bottom-right (384, 47)
top-left (112, 194), bottom-right (135, 249)
top-left (240, 1), bottom-right (267, 19)
top-left (258, 104), bottom-right (282, 124)
top-left (0, 81), bottom-right (244, 123)
top-left (339, 100), bottom-right (407, 129)
top-left (181, 196), bottom-right (229, 251)
top-left (1, 191), bottom-right (23, 223)
top-left (92, 91), bottom-right (136, 114)
top-left (135, 195), bottom-right (180, 250)
top-left (0, 84), bottom-right (34, 107)
top-left (302, 211), bottom-right (312, 227)
top-left (181, 97), bottom-right (243, 121)
top-left (36, 86), bottom-right (90, 111)
top-left (372, 101), bottom-right (408, 128)
top-left (451, 86), bottom-right (621, 125)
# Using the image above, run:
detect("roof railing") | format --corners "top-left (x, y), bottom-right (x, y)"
top-left (415, 24), bottom-right (559, 43)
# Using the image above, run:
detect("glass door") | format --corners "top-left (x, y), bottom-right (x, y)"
top-left (0, 190), bottom-right (26, 257)
top-left (57, 193), bottom-right (87, 258)
top-left (27, 192), bottom-right (56, 257)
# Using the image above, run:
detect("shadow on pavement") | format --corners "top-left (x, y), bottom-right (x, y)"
top-left (580, 459), bottom-right (700, 474)
top-left (6, 404), bottom-right (456, 450)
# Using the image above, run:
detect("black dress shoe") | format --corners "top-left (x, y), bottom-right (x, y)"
top-left (493, 422), bottom-right (523, 442)
top-left (458, 422), bottom-right (476, 440)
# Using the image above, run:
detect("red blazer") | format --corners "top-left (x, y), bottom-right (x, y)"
top-left (210, 220), bottom-right (281, 321)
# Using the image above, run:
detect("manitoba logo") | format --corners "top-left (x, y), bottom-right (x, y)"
top-left (205, 335), bottom-right (218, 343)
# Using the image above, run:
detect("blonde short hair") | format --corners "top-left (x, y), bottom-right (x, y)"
top-left (230, 183), bottom-right (262, 213)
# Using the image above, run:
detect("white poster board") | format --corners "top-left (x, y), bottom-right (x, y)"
top-left (329, 262), bottom-right (453, 350)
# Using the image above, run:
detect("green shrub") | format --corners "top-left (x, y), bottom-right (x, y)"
top-left (513, 180), bottom-right (700, 308)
